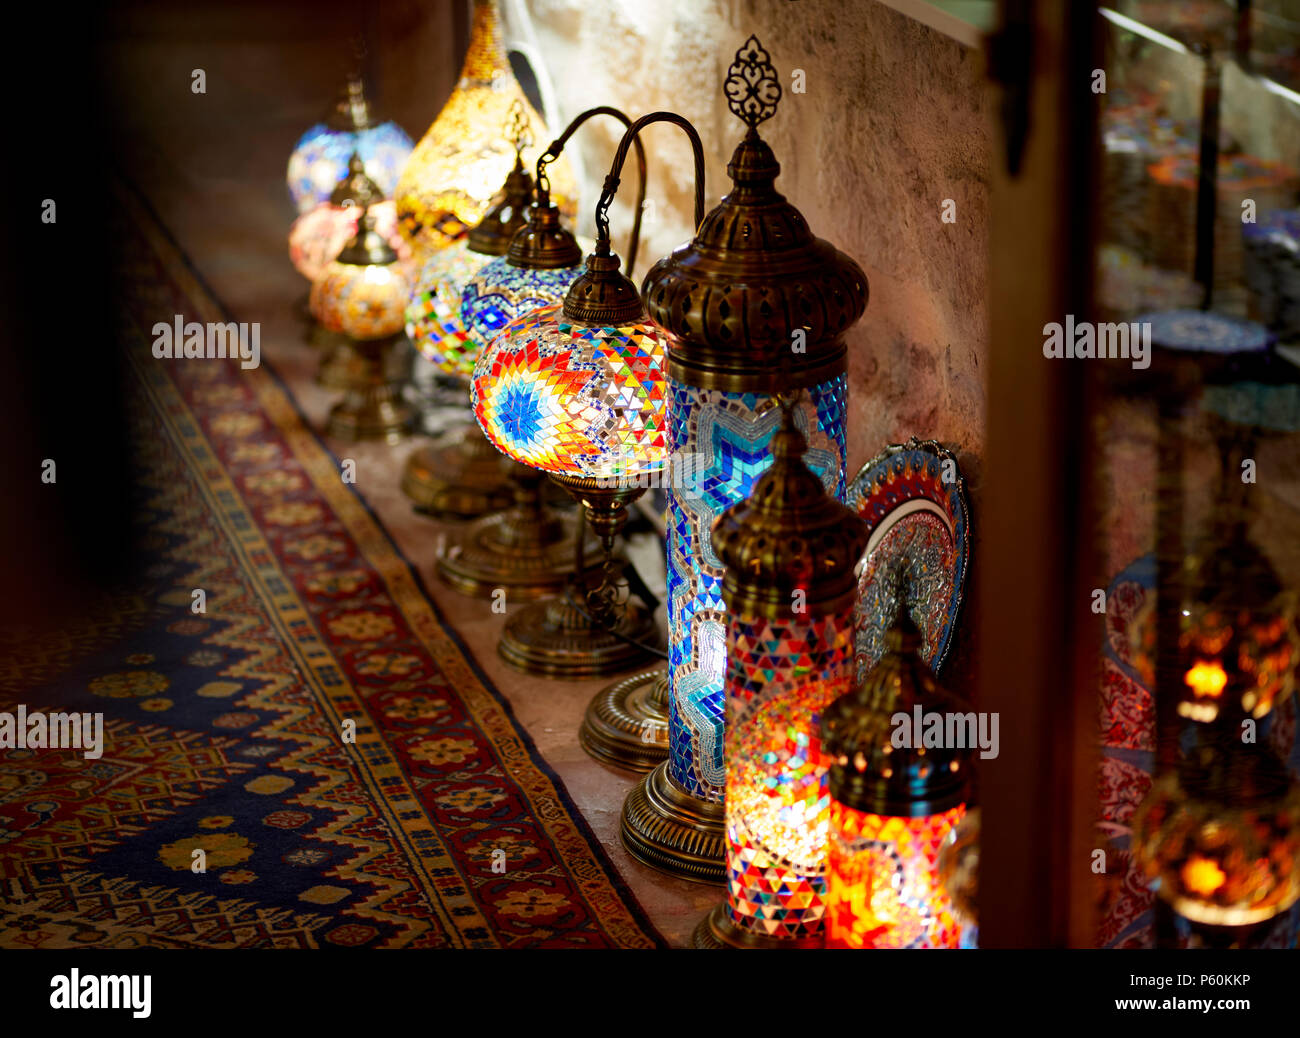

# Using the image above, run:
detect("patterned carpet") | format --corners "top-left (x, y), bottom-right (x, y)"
top-left (0, 187), bottom-right (664, 949)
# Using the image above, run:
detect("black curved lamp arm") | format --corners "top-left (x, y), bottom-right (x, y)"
top-left (536, 106), bottom-right (647, 271)
top-left (596, 111), bottom-right (705, 257)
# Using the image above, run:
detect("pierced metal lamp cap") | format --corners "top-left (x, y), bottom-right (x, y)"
top-left (710, 408), bottom-right (867, 619)
top-left (329, 152), bottom-right (386, 209)
top-left (326, 72), bottom-right (376, 132)
top-left (506, 202), bottom-right (584, 269)
top-left (467, 157), bottom-right (535, 257)
top-left (822, 611), bottom-right (971, 817)
top-left (336, 208), bottom-right (398, 266)
top-left (641, 35), bottom-right (868, 394)
top-left (561, 251), bottom-right (643, 325)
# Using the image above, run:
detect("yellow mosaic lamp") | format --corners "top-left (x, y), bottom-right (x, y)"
top-left (394, 0), bottom-right (575, 256)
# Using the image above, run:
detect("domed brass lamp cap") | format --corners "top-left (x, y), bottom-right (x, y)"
top-left (329, 152), bottom-right (386, 209)
top-left (821, 612), bottom-right (971, 817)
top-left (561, 251), bottom-right (643, 326)
top-left (467, 158), bottom-right (535, 257)
top-left (326, 72), bottom-right (376, 132)
top-left (506, 203), bottom-right (584, 269)
top-left (710, 409), bottom-right (868, 619)
top-left (337, 209), bottom-right (399, 266)
top-left (641, 36), bottom-right (868, 394)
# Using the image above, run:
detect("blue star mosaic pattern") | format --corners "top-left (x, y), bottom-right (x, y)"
top-left (461, 257), bottom-right (584, 351)
top-left (665, 376), bottom-right (847, 801)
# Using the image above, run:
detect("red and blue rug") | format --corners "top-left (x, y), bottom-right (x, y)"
top-left (0, 186), bottom-right (664, 949)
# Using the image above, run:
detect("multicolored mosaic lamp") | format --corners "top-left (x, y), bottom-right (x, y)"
top-left (460, 106), bottom-right (645, 354)
top-left (623, 36), bottom-right (869, 882)
top-left (288, 70), bottom-right (412, 215)
top-left (289, 153), bottom-right (410, 284)
top-left (309, 207), bottom-right (413, 443)
top-left (470, 111), bottom-right (704, 771)
top-left (692, 399), bottom-right (868, 948)
top-left (401, 102), bottom-right (540, 521)
top-left (819, 609), bottom-right (973, 949)
top-left (394, 0), bottom-right (575, 257)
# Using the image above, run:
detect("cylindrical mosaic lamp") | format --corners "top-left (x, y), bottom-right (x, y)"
top-left (393, 0), bottom-right (575, 257)
top-left (693, 400), bottom-right (868, 948)
top-left (623, 35), bottom-right (869, 882)
top-left (820, 610), bottom-right (973, 949)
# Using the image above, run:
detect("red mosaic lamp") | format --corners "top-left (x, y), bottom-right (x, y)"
top-left (819, 606), bottom-right (973, 949)
top-left (692, 398), bottom-right (868, 948)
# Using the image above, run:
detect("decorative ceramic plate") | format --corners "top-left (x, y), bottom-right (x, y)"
top-left (846, 438), bottom-right (970, 679)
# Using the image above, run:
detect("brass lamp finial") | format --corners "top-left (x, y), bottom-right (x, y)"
top-left (821, 596), bottom-right (972, 817)
top-left (724, 34), bottom-right (782, 133)
top-left (466, 102), bottom-right (536, 256)
top-left (326, 70), bottom-right (376, 132)
top-left (336, 207), bottom-right (399, 266)
top-left (329, 152), bottom-right (386, 209)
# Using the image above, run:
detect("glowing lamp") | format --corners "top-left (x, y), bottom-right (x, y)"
top-left (289, 153), bottom-right (410, 284)
top-left (394, 0), bottom-right (575, 256)
top-left (309, 208), bottom-right (413, 442)
top-left (819, 611), bottom-right (973, 949)
top-left (692, 401), bottom-right (869, 949)
top-left (1133, 739), bottom-right (1300, 928)
top-left (624, 36), bottom-right (868, 883)
top-left (288, 72), bottom-right (412, 215)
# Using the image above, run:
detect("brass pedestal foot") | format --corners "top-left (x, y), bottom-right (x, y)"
top-left (619, 760), bottom-right (726, 884)
top-left (325, 337), bottom-right (412, 444)
top-left (317, 332), bottom-right (409, 391)
top-left (498, 593), bottom-right (657, 679)
top-left (691, 902), bottom-right (825, 949)
top-left (579, 667), bottom-right (669, 773)
top-left (435, 469), bottom-right (599, 600)
top-left (401, 424), bottom-right (516, 519)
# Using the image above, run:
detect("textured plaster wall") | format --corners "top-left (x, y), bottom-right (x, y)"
top-left (516, 0), bottom-right (991, 686)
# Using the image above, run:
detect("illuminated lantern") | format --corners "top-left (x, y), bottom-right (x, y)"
top-left (624, 35), bottom-right (868, 882)
top-left (394, 0), bottom-right (575, 256)
top-left (289, 153), bottom-right (410, 284)
top-left (1133, 739), bottom-right (1300, 929)
top-left (692, 402), bottom-right (868, 948)
top-left (820, 611), bottom-right (973, 949)
top-left (288, 71), bottom-right (412, 215)
top-left (309, 207), bottom-right (413, 442)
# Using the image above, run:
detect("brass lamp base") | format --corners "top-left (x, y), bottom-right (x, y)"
top-left (498, 593), bottom-right (657, 679)
top-left (691, 902), bottom-right (825, 949)
top-left (401, 424), bottom-right (516, 519)
top-left (317, 332), bottom-right (409, 391)
top-left (579, 667), bottom-right (669, 773)
top-left (619, 760), bottom-right (726, 884)
top-left (325, 337), bottom-right (412, 444)
top-left (436, 510), bottom-right (597, 600)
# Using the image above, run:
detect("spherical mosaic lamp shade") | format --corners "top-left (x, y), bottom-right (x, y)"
top-left (289, 154), bottom-right (410, 283)
top-left (461, 252), bottom-right (589, 356)
top-left (469, 296), bottom-right (666, 481)
top-left (394, 0), bottom-right (575, 255)
top-left (309, 209), bottom-right (412, 341)
top-left (820, 612), bottom-right (973, 949)
top-left (288, 74), bottom-right (412, 215)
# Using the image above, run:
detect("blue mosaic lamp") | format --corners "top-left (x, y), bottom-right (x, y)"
top-left (460, 106), bottom-right (648, 355)
top-left (288, 70), bottom-right (412, 215)
top-left (621, 36), bottom-right (870, 883)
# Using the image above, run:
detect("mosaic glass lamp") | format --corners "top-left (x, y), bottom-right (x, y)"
top-left (394, 0), bottom-right (575, 257)
top-left (692, 399), bottom-right (868, 948)
top-left (1132, 737), bottom-right (1300, 931)
top-left (819, 609), bottom-right (973, 949)
top-left (470, 111), bottom-right (705, 771)
top-left (289, 153), bottom-right (410, 284)
top-left (623, 36), bottom-right (869, 883)
top-left (288, 70), bottom-right (413, 215)
top-left (460, 105), bottom-right (645, 356)
top-left (309, 207), bottom-right (413, 443)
